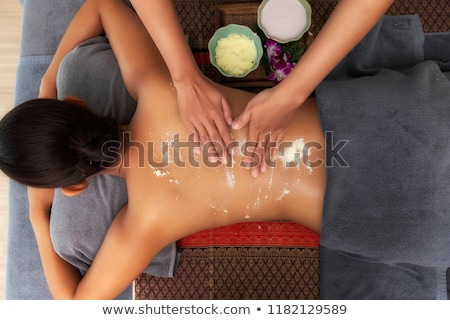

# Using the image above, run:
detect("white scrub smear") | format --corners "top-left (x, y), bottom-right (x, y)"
top-left (209, 198), bottom-right (228, 214)
top-left (225, 167), bottom-right (236, 191)
top-left (277, 188), bottom-right (291, 201)
top-left (253, 187), bottom-right (262, 210)
top-left (243, 179), bottom-right (266, 219)
top-left (168, 178), bottom-right (180, 184)
top-left (153, 169), bottom-right (169, 177)
top-left (224, 146), bottom-right (239, 191)
top-left (244, 194), bottom-right (252, 219)
top-left (265, 168), bottom-right (275, 200)
top-left (279, 137), bottom-right (313, 174)
top-left (244, 201), bottom-right (251, 219)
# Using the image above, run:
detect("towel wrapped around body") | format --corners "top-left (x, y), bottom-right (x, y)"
top-left (317, 14), bottom-right (450, 299)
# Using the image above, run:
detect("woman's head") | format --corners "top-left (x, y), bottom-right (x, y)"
top-left (0, 98), bottom-right (120, 188)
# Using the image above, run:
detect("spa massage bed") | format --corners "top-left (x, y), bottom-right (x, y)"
top-left (6, 0), bottom-right (450, 299)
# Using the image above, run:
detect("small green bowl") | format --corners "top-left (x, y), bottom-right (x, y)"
top-left (208, 24), bottom-right (263, 78)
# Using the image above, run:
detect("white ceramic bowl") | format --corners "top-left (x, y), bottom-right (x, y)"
top-left (257, 0), bottom-right (312, 44)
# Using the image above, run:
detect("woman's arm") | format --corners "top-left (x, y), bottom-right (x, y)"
top-left (232, 0), bottom-right (394, 177)
top-left (28, 187), bottom-right (83, 299)
top-left (39, 0), bottom-right (105, 98)
top-left (32, 2), bottom-right (109, 296)
top-left (40, 0), bottom-right (173, 103)
top-left (31, 195), bottom-right (171, 299)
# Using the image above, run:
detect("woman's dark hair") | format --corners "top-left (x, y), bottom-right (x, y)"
top-left (0, 98), bottom-right (120, 188)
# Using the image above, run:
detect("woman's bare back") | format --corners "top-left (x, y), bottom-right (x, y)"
top-left (123, 82), bottom-right (325, 236)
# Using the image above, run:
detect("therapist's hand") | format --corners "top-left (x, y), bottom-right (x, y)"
top-left (174, 72), bottom-right (233, 163)
top-left (232, 87), bottom-right (299, 177)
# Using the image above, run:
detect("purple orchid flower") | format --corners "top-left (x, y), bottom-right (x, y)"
top-left (268, 53), bottom-right (296, 83)
top-left (265, 39), bottom-right (282, 64)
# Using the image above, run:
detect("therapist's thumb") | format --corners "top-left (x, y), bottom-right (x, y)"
top-left (231, 110), bottom-right (250, 130)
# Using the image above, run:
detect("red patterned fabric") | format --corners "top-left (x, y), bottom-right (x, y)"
top-left (178, 222), bottom-right (320, 248)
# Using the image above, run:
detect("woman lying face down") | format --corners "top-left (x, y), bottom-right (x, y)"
top-left (0, 0), bottom-right (325, 299)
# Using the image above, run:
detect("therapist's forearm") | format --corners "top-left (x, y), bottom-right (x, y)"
top-left (275, 0), bottom-right (394, 108)
top-left (130, 0), bottom-right (200, 82)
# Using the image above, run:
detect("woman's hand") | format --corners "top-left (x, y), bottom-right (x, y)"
top-left (232, 86), bottom-right (300, 178)
top-left (174, 73), bottom-right (233, 163)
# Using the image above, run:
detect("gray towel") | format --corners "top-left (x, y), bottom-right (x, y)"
top-left (317, 14), bottom-right (450, 299)
top-left (326, 14), bottom-right (425, 80)
top-left (320, 247), bottom-right (445, 299)
top-left (56, 36), bottom-right (136, 124)
top-left (50, 176), bottom-right (178, 278)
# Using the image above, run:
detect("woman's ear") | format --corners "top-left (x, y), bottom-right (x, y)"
top-left (61, 180), bottom-right (89, 197)
top-left (63, 96), bottom-right (87, 108)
